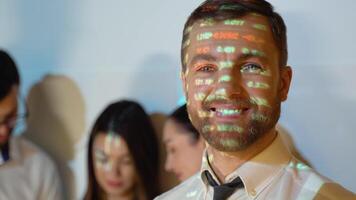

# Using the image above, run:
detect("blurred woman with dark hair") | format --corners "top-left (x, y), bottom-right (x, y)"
top-left (84, 100), bottom-right (160, 200)
top-left (163, 104), bottom-right (205, 182)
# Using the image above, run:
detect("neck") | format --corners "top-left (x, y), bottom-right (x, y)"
top-left (207, 128), bottom-right (277, 183)
top-left (107, 193), bottom-right (134, 200)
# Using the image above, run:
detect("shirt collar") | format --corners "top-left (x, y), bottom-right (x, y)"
top-left (199, 132), bottom-right (292, 198)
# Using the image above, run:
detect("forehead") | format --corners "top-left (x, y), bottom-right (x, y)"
top-left (163, 120), bottom-right (181, 140)
top-left (93, 133), bottom-right (129, 155)
top-left (190, 13), bottom-right (272, 38)
top-left (185, 13), bottom-right (278, 61)
top-left (163, 120), bottom-right (191, 143)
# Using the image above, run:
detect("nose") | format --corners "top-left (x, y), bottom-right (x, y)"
top-left (164, 155), bottom-right (173, 172)
top-left (216, 70), bottom-right (244, 99)
top-left (106, 162), bottom-right (121, 177)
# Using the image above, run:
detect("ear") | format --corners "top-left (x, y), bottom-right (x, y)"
top-left (279, 66), bottom-right (292, 101)
top-left (180, 69), bottom-right (188, 98)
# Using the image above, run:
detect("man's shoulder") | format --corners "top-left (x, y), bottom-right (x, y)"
top-left (155, 173), bottom-right (204, 200)
top-left (11, 136), bottom-right (55, 166)
top-left (314, 182), bottom-right (356, 200)
top-left (283, 158), bottom-right (355, 199)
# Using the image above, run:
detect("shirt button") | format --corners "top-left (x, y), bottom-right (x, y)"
top-left (250, 189), bottom-right (256, 196)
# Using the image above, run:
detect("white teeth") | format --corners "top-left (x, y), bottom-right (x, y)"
top-left (216, 108), bottom-right (242, 116)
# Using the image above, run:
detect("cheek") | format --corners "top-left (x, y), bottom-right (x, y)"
top-left (242, 75), bottom-right (277, 106)
top-left (186, 75), bottom-right (213, 104)
top-left (174, 147), bottom-right (185, 162)
top-left (94, 164), bottom-right (107, 185)
top-left (121, 164), bottom-right (137, 182)
top-left (244, 76), bottom-right (272, 93)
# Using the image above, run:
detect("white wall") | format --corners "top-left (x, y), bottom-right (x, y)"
top-left (1, 0), bottom-right (355, 198)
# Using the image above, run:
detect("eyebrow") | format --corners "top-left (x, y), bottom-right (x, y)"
top-left (236, 50), bottom-right (268, 64)
top-left (189, 54), bottom-right (216, 66)
top-left (190, 52), bottom-right (267, 65)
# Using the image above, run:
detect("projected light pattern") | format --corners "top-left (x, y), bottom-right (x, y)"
top-left (241, 47), bottom-right (265, 57)
top-left (250, 97), bottom-right (270, 107)
top-left (247, 81), bottom-right (270, 89)
top-left (216, 108), bottom-right (242, 116)
top-left (242, 34), bottom-right (265, 44)
top-left (194, 92), bottom-right (207, 101)
top-left (253, 23), bottom-right (267, 31)
top-left (220, 139), bottom-right (239, 148)
top-left (217, 46), bottom-right (236, 53)
top-left (198, 110), bottom-right (214, 118)
top-left (200, 18), bottom-right (215, 27)
top-left (217, 124), bottom-right (243, 133)
top-left (203, 125), bottom-right (215, 133)
top-left (219, 61), bottom-right (234, 70)
top-left (218, 75), bottom-right (232, 83)
top-left (94, 133), bottom-right (121, 172)
top-left (195, 78), bottom-right (214, 86)
top-left (224, 19), bottom-right (245, 26)
top-left (251, 113), bottom-right (269, 122)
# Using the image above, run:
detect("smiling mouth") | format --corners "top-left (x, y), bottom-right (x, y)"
top-left (107, 179), bottom-right (123, 187)
top-left (209, 106), bottom-right (249, 119)
top-left (216, 108), bottom-right (242, 116)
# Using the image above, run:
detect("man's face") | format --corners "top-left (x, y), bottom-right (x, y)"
top-left (182, 14), bottom-right (291, 152)
top-left (0, 86), bottom-right (18, 147)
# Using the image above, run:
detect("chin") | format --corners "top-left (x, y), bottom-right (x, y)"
top-left (104, 184), bottom-right (129, 195)
top-left (105, 188), bottom-right (129, 198)
top-left (203, 129), bottom-right (260, 152)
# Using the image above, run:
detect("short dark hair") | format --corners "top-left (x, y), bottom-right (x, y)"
top-left (85, 100), bottom-right (160, 200)
top-left (0, 50), bottom-right (20, 100)
top-left (181, 0), bottom-right (287, 71)
top-left (169, 104), bottom-right (200, 143)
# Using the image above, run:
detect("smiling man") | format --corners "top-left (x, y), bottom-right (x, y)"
top-left (155, 0), bottom-right (354, 199)
top-left (0, 50), bottom-right (62, 200)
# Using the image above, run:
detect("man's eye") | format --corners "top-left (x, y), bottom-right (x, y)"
top-left (240, 63), bottom-right (263, 74)
top-left (196, 64), bottom-right (216, 72)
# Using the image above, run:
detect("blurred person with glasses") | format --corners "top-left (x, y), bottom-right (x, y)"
top-left (0, 49), bottom-right (62, 200)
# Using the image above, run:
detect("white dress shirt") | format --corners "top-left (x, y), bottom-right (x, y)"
top-left (155, 133), bottom-right (355, 200)
top-left (0, 136), bottom-right (63, 200)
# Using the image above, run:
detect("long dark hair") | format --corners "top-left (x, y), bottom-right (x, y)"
top-left (0, 49), bottom-right (20, 100)
top-left (84, 100), bottom-right (160, 200)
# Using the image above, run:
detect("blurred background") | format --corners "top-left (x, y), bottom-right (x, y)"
top-left (1, 0), bottom-right (355, 198)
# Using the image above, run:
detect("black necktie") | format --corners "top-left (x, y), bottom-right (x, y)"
top-left (204, 170), bottom-right (244, 200)
top-left (0, 141), bottom-right (10, 164)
